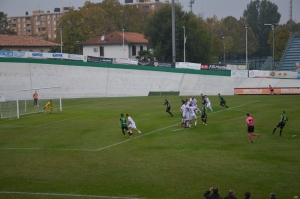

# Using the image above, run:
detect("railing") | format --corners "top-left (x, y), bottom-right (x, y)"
top-left (279, 32), bottom-right (294, 70)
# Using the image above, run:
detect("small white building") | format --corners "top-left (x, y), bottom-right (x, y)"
top-left (81, 31), bottom-right (148, 59)
top-left (0, 34), bottom-right (60, 52)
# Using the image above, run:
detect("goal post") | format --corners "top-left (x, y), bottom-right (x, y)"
top-left (16, 86), bottom-right (62, 118)
top-left (0, 86), bottom-right (62, 119)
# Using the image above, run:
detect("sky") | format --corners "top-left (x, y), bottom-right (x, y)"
top-left (0, 0), bottom-right (299, 24)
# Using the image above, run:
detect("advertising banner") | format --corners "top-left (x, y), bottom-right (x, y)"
top-left (66, 54), bottom-right (86, 61)
top-left (87, 56), bottom-right (113, 63)
top-left (114, 58), bottom-right (138, 65)
top-left (269, 71), bottom-right (298, 79)
top-left (176, 62), bottom-right (200, 70)
top-left (208, 64), bottom-right (227, 70)
top-left (27, 52), bottom-right (64, 59)
top-left (0, 51), bottom-right (27, 58)
top-left (298, 72), bottom-right (300, 79)
top-left (226, 65), bottom-right (247, 70)
top-left (231, 70), bottom-right (248, 77)
top-left (200, 64), bottom-right (209, 70)
top-left (138, 60), bottom-right (174, 68)
top-left (235, 87), bottom-right (300, 95)
top-left (248, 70), bottom-right (269, 78)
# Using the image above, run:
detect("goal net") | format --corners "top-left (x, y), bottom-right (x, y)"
top-left (0, 87), bottom-right (62, 119)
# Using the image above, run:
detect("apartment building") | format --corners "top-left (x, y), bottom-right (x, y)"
top-left (7, 7), bottom-right (71, 41)
top-left (125, 0), bottom-right (168, 14)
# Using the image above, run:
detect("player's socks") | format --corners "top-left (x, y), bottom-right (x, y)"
top-left (272, 128), bottom-right (276, 134)
top-left (122, 130), bottom-right (126, 136)
top-left (195, 122), bottom-right (197, 126)
top-left (248, 134), bottom-right (253, 143)
top-left (138, 131), bottom-right (142, 134)
top-left (280, 130), bottom-right (282, 136)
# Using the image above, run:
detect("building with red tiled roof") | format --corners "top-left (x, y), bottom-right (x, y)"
top-left (0, 34), bottom-right (60, 52)
top-left (81, 31), bottom-right (148, 59)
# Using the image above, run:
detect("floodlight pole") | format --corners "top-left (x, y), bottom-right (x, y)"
top-left (59, 26), bottom-right (63, 53)
top-left (245, 26), bottom-right (248, 72)
top-left (222, 36), bottom-right (225, 64)
top-left (122, 28), bottom-right (125, 58)
top-left (183, 26), bottom-right (186, 62)
top-left (264, 24), bottom-right (275, 70)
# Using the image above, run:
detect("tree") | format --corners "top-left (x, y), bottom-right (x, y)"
top-left (243, 0), bottom-right (281, 58)
top-left (135, 50), bottom-right (153, 61)
top-left (144, 4), bottom-right (212, 63)
top-left (267, 27), bottom-right (290, 62)
top-left (55, 1), bottom-right (145, 53)
top-left (0, 12), bottom-right (16, 35)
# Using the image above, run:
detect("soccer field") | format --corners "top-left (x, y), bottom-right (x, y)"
top-left (0, 95), bottom-right (299, 199)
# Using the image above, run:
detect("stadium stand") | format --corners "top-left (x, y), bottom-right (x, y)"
top-left (279, 32), bottom-right (300, 71)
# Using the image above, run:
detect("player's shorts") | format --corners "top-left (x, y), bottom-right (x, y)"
top-left (220, 101), bottom-right (226, 105)
top-left (129, 123), bottom-right (137, 129)
top-left (207, 102), bottom-right (211, 107)
top-left (190, 114), bottom-right (197, 120)
top-left (185, 113), bottom-right (191, 120)
top-left (121, 126), bottom-right (129, 131)
top-left (270, 89), bottom-right (274, 92)
top-left (276, 122), bottom-right (285, 129)
top-left (182, 111), bottom-right (186, 118)
top-left (166, 106), bottom-right (171, 112)
top-left (201, 114), bottom-right (207, 119)
top-left (247, 125), bottom-right (254, 132)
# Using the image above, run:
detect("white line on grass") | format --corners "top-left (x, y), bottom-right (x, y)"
top-left (0, 191), bottom-right (145, 199)
top-left (0, 100), bottom-right (259, 152)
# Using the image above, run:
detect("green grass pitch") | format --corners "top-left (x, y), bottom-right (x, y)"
top-left (0, 95), bottom-right (299, 199)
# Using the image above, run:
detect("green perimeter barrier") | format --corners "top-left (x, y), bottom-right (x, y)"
top-left (0, 57), bottom-right (231, 76)
top-left (148, 91), bottom-right (180, 96)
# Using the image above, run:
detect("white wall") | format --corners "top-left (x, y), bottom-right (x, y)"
top-left (1, 62), bottom-right (300, 100)
top-left (83, 44), bottom-right (147, 59)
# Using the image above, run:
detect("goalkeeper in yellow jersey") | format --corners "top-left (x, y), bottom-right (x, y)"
top-left (43, 100), bottom-right (53, 114)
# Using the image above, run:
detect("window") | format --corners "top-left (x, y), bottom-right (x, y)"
top-left (100, 46), bottom-right (104, 56)
top-left (47, 15), bottom-right (50, 19)
top-left (54, 27), bottom-right (56, 31)
top-left (23, 18), bottom-right (25, 21)
top-left (36, 16), bottom-right (39, 20)
top-left (41, 15), bottom-right (46, 19)
top-left (48, 34), bottom-right (51, 38)
top-left (48, 21), bottom-right (50, 24)
top-left (23, 24), bottom-right (26, 27)
top-left (41, 21), bottom-right (46, 25)
top-left (18, 24), bottom-right (20, 27)
top-left (27, 30), bottom-right (31, 33)
top-left (36, 22), bottom-right (40, 25)
top-left (132, 46), bottom-right (136, 56)
top-left (140, 46), bottom-right (143, 51)
top-left (54, 34), bottom-right (56, 38)
top-left (36, 28), bottom-right (40, 32)
top-left (54, 21), bottom-right (56, 25)
top-left (41, 28), bottom-right (46, 31)
top-left (48, 28), bottom-right (50, 31)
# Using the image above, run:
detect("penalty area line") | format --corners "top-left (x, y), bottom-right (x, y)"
top-left (0, 191), bottom-right (145, 199)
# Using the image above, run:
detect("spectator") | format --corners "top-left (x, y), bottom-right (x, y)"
top-left (204, 187), bottom-right (223, 199)
top-left (244, 192), bottom-right (250, 199)
top-left (270, 193), bottom-right (276, 199)
top-left (224, 190), bottom-right (237, 199)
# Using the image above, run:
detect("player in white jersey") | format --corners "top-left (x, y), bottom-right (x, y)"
top-left (205, 95), bottom-right (213, 111)
top-left (180, 101), bottom-right (187, 127)
top-left (188, 103), bottom-right (198, 127)
top-left (190, 96), bottom-right (197, 107)
top-left (126, 114), bottom-right (142, 137)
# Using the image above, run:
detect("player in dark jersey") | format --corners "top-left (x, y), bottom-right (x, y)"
top-left (163, 97), bottom-right (173, 117)
top-left (218, 93), bottom-right (229, 108)
top-left (201, 102), bottom-right (207, 125)
top-left (272, 111), bottom-right (288, 136)
top-left (180, 97), bottom-right (185, 105)
top-left (119, 113), bottom-right (132, 137)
